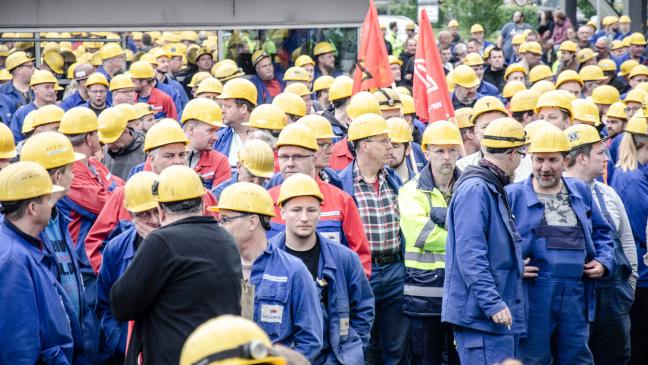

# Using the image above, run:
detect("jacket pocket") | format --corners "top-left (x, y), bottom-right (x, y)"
top-left (255, 281), bottom-right (290, 337)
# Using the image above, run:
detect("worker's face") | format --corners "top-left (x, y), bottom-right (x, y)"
top-left (605, 117), bottom-right (626, 138)
top-left (169, 56), bottom-right (183, 73)
top-left (596, 103), bottom-right (610, 117)
top-left (488, 50), bottom-right (505, 69)
top-left (611, 47), bottom-right (625, 57)
top-left (108, 129), bottom-right (133, 152)
top-left (620, 23), bottom-right (631, 34)
top-left (577, 27), bottom-right (591, 42)
top-left (467, 41), bottom-right (479, 55)
top-left (112, 88), bottom-right (136, 105)
top-left (524, 52), bottom-right (541, 67)
top-left (381, 107), bottom-right (403, 120)
top-left (0, 158), bottom-right (11, 170)
top-left (318, 52), bottom-right (336, 69)
top-left (532, 152), bottom-right (566, 189)
top-left (131, 208), bottom-right (160, 238)
top-left (218, 209), bottom-right (254, 244)
top-left (317, 90), bottom-right (330, 109)
top-left (255, 57), bottom-right (274, 81)
top-left (237, 165), bottom-right (268, 186)
top-left (629, 75), bottom-right (648, 88)
top-left (150, 143), bottom-right (188, 174)
top-left (33, 122), bottom-right (60, 135)
top-left (513, 11), bottom-right (523, 23)
top-left (278, 145), bottom-right (316, 179)
top-left (281, 196), bottom-right (321, 239)
top-left (197, 92), bottom-right (220, 102)
top-left (14, 61), bottom-right (35, 82)
top-left (441, 48), bottom-right (452, 63)
top-left (360, 133), bottom-right (392, 164)
top-left (196, 54), bottom-right (213, 72)
top-left (426, 144), bottom-right (460, 176)
top-left (87, 84), bottom-right (108, 107)
top-left (187, 121), bottom-right (219, 151)
top-left (315, 138), bottom-right (333, 169)
top-left (560, 50), bottom-right (574, 62)
top-left (406, 39), bottom-right (417, 54)
top-left (474, 112), bottom-right (505, 141)
top-left (507, 71), bottom-right (526, 83)
top-left (32, 194), bottom-right (54, 228)
top-left (107, 55), bottom-right (126, 73)
top-left (220, 99), bottom-right (247, 125)
top-left (140, 114), bottom-right (156, 132)
top-left (472, 31), bottom-right (484, 42)
top-left (33, 83), bottom-right (57, 104)
top-left (390, 64), bottom-right (401, 82)
top-left (51, 163), bottom-right (74, 193)
top-left (581, 141), bottom-right (608, 179)
top-left (558, 81), bottom-right (582, 98)
top-left (156, 56), bottom-right (170, 74)
top-left (539, 107), bottom-right (570, 129)
top-left (454, 85), bottom-right (478, 104)
top-left (385, 142), bottom-right (408, 169)
top-left (302, 64), bottom-right (315, 81)
top-left (630, 44), bottom-right (645, 58)
top-left (625, 101), bottom-right (642, 118)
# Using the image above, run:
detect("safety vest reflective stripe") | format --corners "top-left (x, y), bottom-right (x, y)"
top-left (403, 284), bottom-right (444, 297)
top-left (404, 251), bottom-right (445, 264)
top-left (414, 220), bottom-right (437, 249)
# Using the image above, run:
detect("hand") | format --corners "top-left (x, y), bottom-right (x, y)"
top-left (584, 260), bottom-right (605, 279)
top-left (133, 219), bottom-right (158, 239)
top-left (523, 258), bottom-right (539, 278)
top-left (491, 307), bottom-right (512, 327)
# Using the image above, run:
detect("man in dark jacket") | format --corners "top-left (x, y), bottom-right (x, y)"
top-left (110, 165), bottom-right (242, 365)
top-left (98, 107), bottom-right (146, 180)
top-left (483, 47), bottom-right (507, 92)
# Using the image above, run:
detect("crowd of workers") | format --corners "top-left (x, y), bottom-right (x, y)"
top-left (0, 7), bottom-right (648, 365)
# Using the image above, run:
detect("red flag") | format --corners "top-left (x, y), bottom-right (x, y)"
top-left (413, 9), bottom-right (454, 122)
top-left (352, 0), bottom-right (394, 94)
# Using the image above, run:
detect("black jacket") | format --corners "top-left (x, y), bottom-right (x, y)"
top-left (103, 131), bottom-right (146, 180)
top-left (483, 65), bottom-right (507, 92)
top-left (111, 215), bottom-right (242, 365)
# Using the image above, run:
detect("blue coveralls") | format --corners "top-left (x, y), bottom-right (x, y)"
top-left (60, 90), bottom-right (87, 111)
top-left (271, 232), bottom-right (375, 365)
top-left (9, 101), bottom-right (37, 142)
top-left (507, 177), bottom-right (615, 365)
top-left (0, 81), bottom-right (31, 123)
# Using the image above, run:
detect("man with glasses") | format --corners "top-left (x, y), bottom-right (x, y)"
top-left (61, 63), bottom-right (96, 111)
top-left (267, 123), bottom-right (371, 276)
top-left (97, 43), bottom-right (126, 82)
top-left (0, 51), bottom-right (35, 124)
top-left (443, 118), bottom-right (527, 365)
top-left (10, 70), bottom-right (58, 142)
top-left (109, 74), bottom-right (137, 106)
top-left (83, 72), bottom-right (110, 116)
top-left (213, 181), bottom-right (323, 361)
top-left (338, 114), bottom-right (407, 364)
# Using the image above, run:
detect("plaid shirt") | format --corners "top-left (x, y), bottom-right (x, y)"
top-left (352, 162), bottom-right (401, 256)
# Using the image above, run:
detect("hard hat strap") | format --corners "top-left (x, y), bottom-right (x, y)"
top-left (191, 341), bottom-right (272, 365)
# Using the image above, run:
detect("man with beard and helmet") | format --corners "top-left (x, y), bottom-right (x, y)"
top-left (313, 42), bottom-right (343, 79)
top-left (450, 65), bottom-right (483, 109)
top-left (97, 43), bottom-right (126, 82)
top-left (386, 117), bottom-right (426, 182)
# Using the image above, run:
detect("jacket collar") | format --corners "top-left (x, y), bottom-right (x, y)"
top-left (522, 175), bottom-right (583, 207)
top-left (416, 163), bottom-right (460, 192)
top-left (269, 231), bottom-right (337, 272)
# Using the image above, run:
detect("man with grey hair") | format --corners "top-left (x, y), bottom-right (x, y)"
top-left (438, 31), bottom-right (453, 50)
top-left (595, 36), bottom-right (611, 61)
top-left (577, 25), bottom-right (594, 49)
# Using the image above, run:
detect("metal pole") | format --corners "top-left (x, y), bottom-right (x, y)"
top-left (34, 33), bottom-right (41, 68)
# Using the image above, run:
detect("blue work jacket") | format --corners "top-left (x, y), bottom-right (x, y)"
top-left (60, 91), bottom-right (86, 111)
top-left (265, 168), bottom-right (343, 190)
top-left (249, 74), bottom-right (285, 105)
top-left (10, 101), bottom-right (37, 142)
top-left (0, 81), bottom-right (31, 122)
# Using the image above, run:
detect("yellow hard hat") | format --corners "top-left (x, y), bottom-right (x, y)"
top-left (134, 102), bottom-right (154, 119)
top-left (189, 71), bottom-right (213, 88)
top-left (66, 62), bottom-right (80, 80)
top-left (463, 52), bottom-right (485, 67)
top-left (297, 114), bottom-right (335, 139)
top-left (283, 66), bottom-right (311, 82)
top-left (388, 55), bottom-right (403, 66)
top-left (179, 315), bottom-right (286, 365)
top-left (598, 59), bottom-right (617, 73)
top-left (0, 161), bottom-right (64, 201)
top-left (629, 32), bottom-right (647, 46)
top-left (154, 165), bottom-right (204, 203)
top-left (481, 117), bottom-right (526, 148)
top-left (98, 107), bottom-right (128, 144)
top-left (0, 69), bottom-right (12, 82)
top-left (387, 117), bottom-right (413, 143)
top-left (42, 51), bottom-right (64, 75)
top-left (313, 41), bottom-right (336, 56)
top-left (623, 88), bottom-right (647, 104)
top-left (558, 40), bottom-right (578, 53)
top-left (406, 22), bottom-right (417, 31)
top-left (129, 61), bottom-right (155, 79)
top-left (277, 173), bottom-right (323, 206)
top-left (251, 50), bottom-right (270, 67)
top-left (218, 78), bottom-right (258, 105)
top-left (619, 15), bottom-right (631, 24)
top-left (611, 40), bottom-right (624, 51)
top-left (328, 75), bottom-right (353, 101)
top-left (313, 75), bottom-right (334, 92)
top-left (571, 99), bottom-right (601, 126)
top-left (528, 125), bottom-right (570, 153)
top-left (453, 107), bottom-right (474, 129)
top-left (295, 55), bottom-right (315, 68)
top-left (510, 89), bottom-right (541, 113)
top-left (284, 83), bottom-right (312, 97)
top-left (143, 119), bottom-right (189, 152)
top-left (422, 120), bottom-right (463, 150)
top-left (586, 20), bottom-right (598, 31)
top-left (522, 41), bottom-right (542, 55)
top-left (165, 42), bottom-right (187, 58)
top-left (502, 81), bottom-right (527, 99)
top-left (196, 77), bottom-right (223, 95)
top-left (511, 33), bottom-right (526, 46)
top-left (211, 179), bottom-right (277, 216)
top-left (470, 96), bottom-right (508, 123)
top-left (346, 91), bottom-right (381, 120)
top-left (629, 64), bottom-right (648, 79)
top-left (395, 86), bottom-right (411, 97)
top-left (275, 122), bottom-right (318, 150)
top-left (124, 171), bottom-right (158, 213)
top-left (504, 63), bottom-right (527, 81)
top-left (636, 82), bottom-right (648, 93)
top-left (374, 88), bottom-right (402, 111)
top-left (555, 70), bottom-right (584, 88)
top-left (243, 104), bottom-right (287, 130)
top-left (0, 124), bottom-right (17, 159)
top-left (606, 101), bottom-right (627, 120)
top-left (109, 74), bottom-right (136, 91)
top-left (577, 48), bottom-right (598, 64)
top-left (237, 139), bottom-right (275, 179)
top-left (579, 65), bottom-right (607, 82)
top-left (530, 79), bottom-right (556, 94)
top-left (620, 60), bottom-right (640, 76)
top-left (470, 24), bottom-right (484, 33)
top-left (535, 90), bottom-right (573, 116)
top-left (564, 124), bottom-right (603, 151)
top-left (213, 62), bottom-right (245, 82)
top-left (32, 104), bottom-right (64, 129)
top-left (99, 43), bottom-right (124, 60)
top-left (626, 113), bottom-right (648, 135)
top-left (112, 104), bottom-right (138, 123)
top-left (347, 113), bottom-right (390, 141)
top-left (602, 16), bottom-right (619, 26)
top-left (29, 70), bottom-right (57, 87)
top-left (272, 92), bottom-right (307, 118)
top-left (448, 19), bottom-right (460, 28)
top-left (591, 85), bottom-right (620, 105)
top-left (91, 53), bottom-right (104, 67)
top-left (452, 65), bottom-right (480, 88)
top-left (445, 70), bottom-right (455, 92)
top-left (85, 72), bottom-right (110, 88)
top-left (181, 98), bottom-right (224, 127)
top-left (21, 131), bottom-right (85, 169)
top-left (59, 107), bottom-right (100, 135)
top-left (400, 94), bottom-right (415, 115)
top-left (5, 51), bottom-right (33, 71)
top-left (524, 120), bottom-right (553, 143)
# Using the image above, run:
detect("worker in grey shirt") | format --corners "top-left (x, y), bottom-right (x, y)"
top-left (497, 11), bottom-right (533, 60)
top-left (564, 124), bottom-right (637, 365)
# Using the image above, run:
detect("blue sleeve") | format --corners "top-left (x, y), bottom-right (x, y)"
top-left (9, 109), bottom-right (24, 142)
top-left (290, 266), bottom-right (324, 361)
top-left (96, 247), bottom-right (127, 354)
top-left (452, 182), bottom-right (507, 318)
top-left (345, 251), bottom-right (374, 349)
top-left (586, 186), bottom-right (616, 275)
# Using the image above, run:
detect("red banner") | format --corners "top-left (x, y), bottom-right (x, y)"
top-left (352, 0), bottom-right (394, 94)
top-left (412, 9), bottom-right (454, 122)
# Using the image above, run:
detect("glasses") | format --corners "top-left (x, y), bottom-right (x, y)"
top-left (317, 142), bottom-right (333, 150)
top-left (88, 89), bottom-right (107, 94)
top-left (278, 154), bottom-right (314, 162)
top-left (514, 147), bottom-right (528, 157)
top-left (364, 138), bottom-right (391, 146)
top-left (218, 213), bottom-right (250, 225)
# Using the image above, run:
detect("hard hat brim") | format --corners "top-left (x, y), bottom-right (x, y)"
top-left (455, 79), bottom-right (481, 89)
